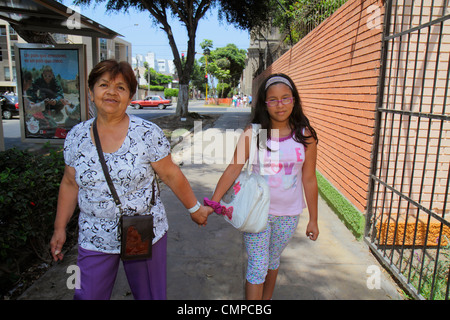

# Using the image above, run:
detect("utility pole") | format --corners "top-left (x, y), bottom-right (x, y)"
top-left (205, 53), bottom-right (208, 104)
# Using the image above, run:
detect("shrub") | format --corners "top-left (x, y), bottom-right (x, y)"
top-left (164, 88), bottom-right (179, 98)
top-left (316, 171), bottom-right (365, 240)
top-left (138, 84), bottom-right (165, 92)
top-left (0, 147), bottom-right (65, 276)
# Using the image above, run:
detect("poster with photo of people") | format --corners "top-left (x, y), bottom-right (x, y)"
top-left (15, 44), bottom-right (87, 142)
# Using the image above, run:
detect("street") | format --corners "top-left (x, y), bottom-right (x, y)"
top-left (127, 99), bottom-right (230, 120)
top-left (1, 100), bottom-right (230, 151)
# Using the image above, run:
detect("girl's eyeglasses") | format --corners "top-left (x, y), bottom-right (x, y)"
top-left (265, 97), bottom-right (293, 107)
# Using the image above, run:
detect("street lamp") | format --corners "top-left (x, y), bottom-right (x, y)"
top-left (118, 23), bottom-right (139, 32)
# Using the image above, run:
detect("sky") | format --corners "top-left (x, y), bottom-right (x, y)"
top-left (60, 1), bottom-right (251, 61)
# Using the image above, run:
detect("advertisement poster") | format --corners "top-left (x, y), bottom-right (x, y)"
top-left (15, 44), bottom-right (86, 142)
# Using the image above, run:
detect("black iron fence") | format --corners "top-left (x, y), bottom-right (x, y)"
top-left (365, 0), bottom-right (450, 300)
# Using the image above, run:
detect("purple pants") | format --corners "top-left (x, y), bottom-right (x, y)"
top-left (74, 233), bottom-right (167, 300)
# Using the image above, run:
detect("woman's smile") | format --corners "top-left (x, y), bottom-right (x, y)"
top-left (103, 97), bottom-right (119, 104)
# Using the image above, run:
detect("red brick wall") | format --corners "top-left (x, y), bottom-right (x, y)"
top-left (253, 0), bottom-right (384, 212)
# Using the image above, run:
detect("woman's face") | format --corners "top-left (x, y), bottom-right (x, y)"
top-left (89, 72), bottom-right (131, 117)
top-left (43, 71), bottom-right (54, 84)
top-left (265, 83), bottom-right (294, 124)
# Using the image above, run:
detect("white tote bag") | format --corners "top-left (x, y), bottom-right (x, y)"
top-left (219, 124), bottom-right (270, 233)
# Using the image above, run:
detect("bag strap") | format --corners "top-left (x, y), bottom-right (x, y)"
top-left (92, 118), bottom-right (158, 210)
top-left (247, 124), bottom-right (256, 174)
top-left (93, 118), bottom-right (122, 209)
top-left (150, 169), bottom-right (159, 206)
top-left (247, 124), bottom-right (265, 174)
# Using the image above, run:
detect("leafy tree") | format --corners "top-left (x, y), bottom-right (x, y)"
top-left (197, 39), bottom-right (213, 96)
top-left (216, 81), bottom-right (231, 98)
top-left (189, 59), bottom-right (207, 97)
top-left (272, 0), bottom-right (348, 44)
top-left (213, 66), bottom-right (231, 98)
top-left (73, 0), bottom-right (274, 117)
top-left (143, 62), bottom-right (172, 86)
top-left (200, 39), bottom-right (214, 54)
top-left (210, 44), bottom-right (246, 88)
top-left (198, 40), bottom-right (246, 98)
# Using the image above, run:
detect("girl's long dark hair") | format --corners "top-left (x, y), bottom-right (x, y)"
top-left (251, 73), bottom-right (318, 149)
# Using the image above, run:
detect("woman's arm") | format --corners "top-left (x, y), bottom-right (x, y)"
top-left (151, 155), bottom-right (213, 226)
top-left (50, 165), bottom-right (79, 261)
top-left (302, 132), bottom-right (319, 241)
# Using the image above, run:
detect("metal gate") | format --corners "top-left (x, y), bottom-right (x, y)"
top-left (365, 0), bottom-right (450, 300)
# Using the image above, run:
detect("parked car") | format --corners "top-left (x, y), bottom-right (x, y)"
top-left (130, 95), bottom-right (172, 109)
top-left (1, 94), bottom-right (19, 119)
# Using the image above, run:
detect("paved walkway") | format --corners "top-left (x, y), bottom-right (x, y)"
top-left (18, 107), bottom-right (403, 300)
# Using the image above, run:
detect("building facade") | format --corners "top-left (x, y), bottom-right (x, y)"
top-left (0, 18), bottom-right (132, 94)
top-left (0, 20), bottom-right (27, 93)
top-left (241, 23), bottom-right (289, 96)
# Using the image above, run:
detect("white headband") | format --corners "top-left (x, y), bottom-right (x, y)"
top-left (265, 76), bottom-right (293, 90)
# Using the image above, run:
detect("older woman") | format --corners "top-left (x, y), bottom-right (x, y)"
top-left (50, 59), bottom-right (212, 300)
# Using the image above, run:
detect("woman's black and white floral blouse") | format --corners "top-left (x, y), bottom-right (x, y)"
top-left (64, 115), bottom-right (170, 253)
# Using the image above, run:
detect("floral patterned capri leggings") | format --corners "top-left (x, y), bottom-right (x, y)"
top-left (243, 214), bottom-right (300, 284)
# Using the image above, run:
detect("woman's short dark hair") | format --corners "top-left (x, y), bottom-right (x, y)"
top-left (88, 59), bottom-right (137, 98)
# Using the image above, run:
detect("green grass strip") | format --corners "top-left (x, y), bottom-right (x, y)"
top-left (316, 171), bottom-right (365, 240)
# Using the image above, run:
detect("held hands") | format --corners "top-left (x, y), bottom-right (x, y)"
top-left (190, 205), bottom-right (214, 226)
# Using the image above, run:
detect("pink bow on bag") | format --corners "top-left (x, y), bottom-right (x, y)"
top-left (221, 206), bottom-right (233, 220)
top-left (203, 198), bottom-right (233, 220)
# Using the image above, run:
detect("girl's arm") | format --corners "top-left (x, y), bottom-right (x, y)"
top-left (50, 165), bottom-right (79, 261)
top-left (211, 125), bottom-right (252, 202)
top-left (302, 130), bottom-right (319, 241)
top-left (151, 154), bottom-right (213, 226)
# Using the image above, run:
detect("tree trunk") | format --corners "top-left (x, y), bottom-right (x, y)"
top-left (176, 84), bottom-right (189, 117)
top-left (136, 1), bottom-right (211, 118)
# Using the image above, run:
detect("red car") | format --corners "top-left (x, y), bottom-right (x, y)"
top-left (130, 95), bottom-right (172, 109)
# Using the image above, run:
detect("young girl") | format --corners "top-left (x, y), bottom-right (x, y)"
top-left (210, 73), bottom-right (319, 300)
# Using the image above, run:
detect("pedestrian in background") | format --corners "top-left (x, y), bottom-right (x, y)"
top-left (210, 73), bottom-right (319, 299)
top-left (50, 59), bottom-right (212, 300)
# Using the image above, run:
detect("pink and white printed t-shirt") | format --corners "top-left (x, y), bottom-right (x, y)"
top-left (252, 132), bottom-right (306, 216)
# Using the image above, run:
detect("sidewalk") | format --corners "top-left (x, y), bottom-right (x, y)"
top-left (18, 108), bottom-right (403, 300)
